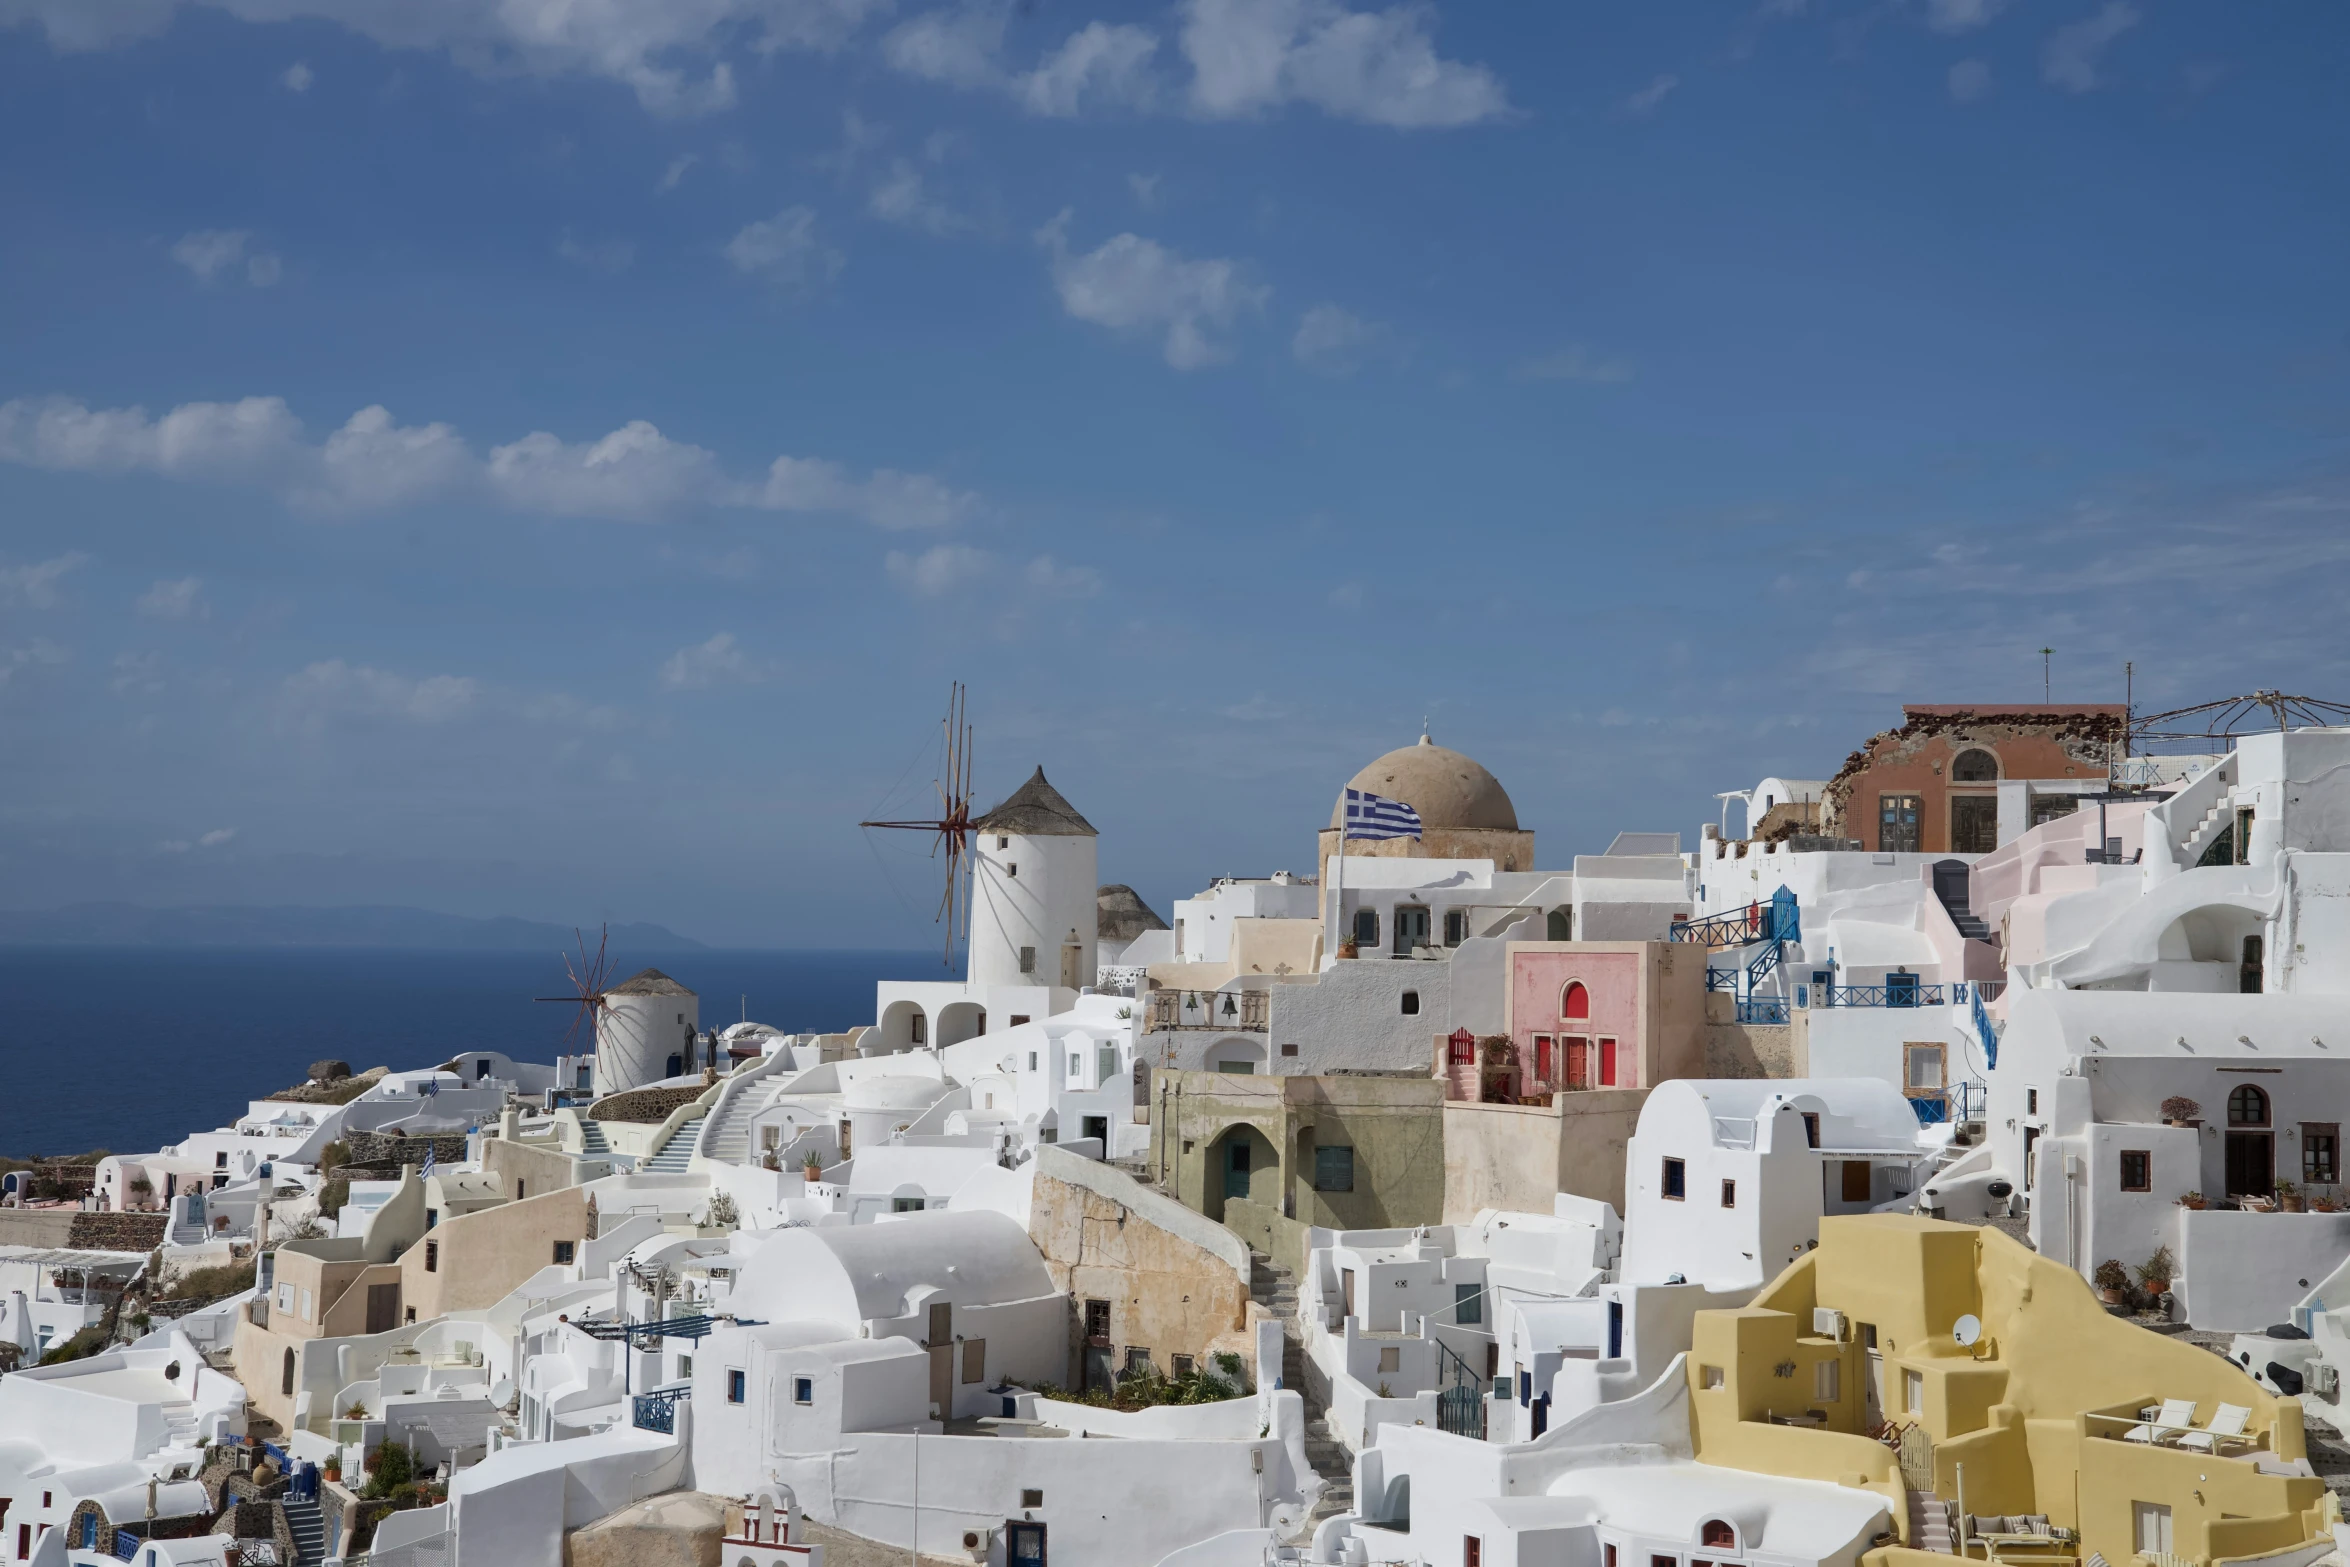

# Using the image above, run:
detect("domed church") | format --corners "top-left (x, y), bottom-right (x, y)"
top-left (1317, 734), bottom-right (1535, 885)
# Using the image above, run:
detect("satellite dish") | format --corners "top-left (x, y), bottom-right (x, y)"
top-left (1953, 1313), bottom-right (1982, 1348)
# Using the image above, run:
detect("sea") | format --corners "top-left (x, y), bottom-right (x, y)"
top-left (0, 946), bottom-right (943, 1160)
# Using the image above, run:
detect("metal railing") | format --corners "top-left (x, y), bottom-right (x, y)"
top-left (1971, 984), bottom-right (2000, 1071)
top-left (1737, 997), bottom-right (1790, 1026)
top-left (1144, 989), bottom-right (1268, 1033)
top-left (633, 1386), bottom-right (688, 1433)
top-left (1816, 981), bottom-right (1948, 1008)
top-left (1431, 1336), bottom-right (1487, 1439)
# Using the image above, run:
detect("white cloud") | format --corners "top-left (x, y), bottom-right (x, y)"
top-left (487, 421), bottom-right (725, 522)
top-left (2, 0), bottom-right (892, 116)
top-left (137, 576), bottom-right (207, 619)
top-left (1291, 303), bottom-right (1383, 375)
top-left (1928, 0), bottom-right (2015, 33)
top-left (0, 638), bottom-right (68, 684)
top-left (556, 230), bottom-right (636, 272)
top-left (657, 153), bottom-right (699, 192)
top-left (1023, 554), bottom-right (1102, 597)
top-left (282, 59), bottom-right (311, 90)
top-left (170, 229), bottom-right (282, 287)
top-left (868, 160), bottom-right (965, 234)
top-left (659, 630), bottom-right (772, 690)
top-left (2042, 2), bottom-right (2138, 93)
top-left (1178, 0), bottom-right (1507, 127)
top-left (0, 551), bottom-right (88, 608)
top-left (755, 455), bottom-right (976, 529)
top-left (884, 6), bottom-right (1157, 117)
top-left (1037, 211), bottom-right (1267, 370)
top-left (1517, 345), bottom-right (1633, 384)
top-left (1, 391), bottom-right (973, 527)
top-left (111, 649), bottom-right (165, 694)
top-left (1948, 57), bottom-right (1992, 103)
top-left (200, 826), bottom-right (237, 846)
top-left (281, 658), bottom-right (479, 725)
top-left (1017, 21), bottom-right (1159, 116)
top-left (724, 207), bottom-right (843, 288)
top-left (885, 543), bottom-right (993, 596)
top-left (1621, 73), bottom-right (1676, 115)
top-left (1128, 172), bottom-right (1161, 209)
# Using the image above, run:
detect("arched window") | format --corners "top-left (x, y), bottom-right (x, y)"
top-left (1562, 982), bottom-right (1590, 1021)
top-left (2229, 1084), bottom-right (2270, 1127)
top-left (282, 1347), bottom-right (296, 1396)
top-left (1702, 1520), bottom-right (1737, 1550)
top-left (1951, 748), bottom-right (1999, 782)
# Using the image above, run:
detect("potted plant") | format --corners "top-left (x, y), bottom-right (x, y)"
top-left (802, 1152), bottom-right (824, 1184)
top-left (2179, 1190), bottom-right (2207, 1211)
top-left (1337, 939), bottom-right (1358, 960)
top-left (2135, 1245), bottom-right (2176, 1298)
top-left (2315, 1189), bottom-right (2341, 1213)
top-left (2278, 1180), bottom-right (2306, 1213)
top-left (2161, 1096), bottom-right (2202, 1128)
top-left (2093, 1259), bottom-right (2131, 1305)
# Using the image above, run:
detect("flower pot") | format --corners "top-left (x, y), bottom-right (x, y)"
top-left (2100, 1288), bottom-right (2127, 1305)
top-left (2283, 1195), bottom-right (2306, 1213)
top-left (2142, 1280), bottom-right (2169, 1296)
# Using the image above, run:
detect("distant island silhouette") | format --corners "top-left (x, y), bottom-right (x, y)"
top-left (0, 903), bottom-right (708, 951)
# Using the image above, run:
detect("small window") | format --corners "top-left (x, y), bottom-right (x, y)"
top-left (215, 1152), bottom-right (228, 1168)
top-left (1352, 908), bottom-right (1378, 947)
top-left (1662, 1157), bottom-right (1686, 1200)
top-left (1019, 945), bottom-right (1036, 974)
top-left (515, 1180), bottom-right (525, 1200)
top-left (2119, 1150), bottom-right (2151, 1193)
top-left (1720, 1178), bottom-right (1736, 1208)
top-left (1007, 863), bottom-right (1018, 878)
top-left (1444, 909), bottom-right (1469, 946)
top-left (1702, 1520), bottom-right (1736, 1551)
top-left (2230, 1084), bottom-right (2270, 1127)
top-left (1281, 1042), bottom-right (1299, 1056)
top-left (893, 1196), bottom-right (926, 1213)
top-left (424, 1240), bottom-right (438, 1272)
top-left (2026, 1088), bottom-right (2039, 1116)
top-left (1562, 982), bottom-right (1589, 1021)
top-left (1455, 1282), bottom-right (1483, 1326)
top-left (1171, 1353), bottom-right (1195, 1376)
top-left (1802, 1112), bottom-right (1821, 1148)
top-left (1905, 1367), bottom-right (1925, 1416)
top-left (1950, 748), bottom-right (1998, 783)
top-left (1379, 1345), bottom-right (1401, 1373)
top-left (425, 1208), bottom-right (438, 1229)
top-left (404, 1306), bottom-right (416, 1324)
top-left (910, 1013), bottom-right (926, 1044)
top-left (1028, 1051), bottom-right (1038, 1070)
top-left (679, 1354), bottom-right (693, 1376)
top-left (1400, 990), bottom-right (1420, 1016)
top-left (1701, 1363), bottom-right (1724, 1389)
top-left (1021, 1489), bottom-right (1044, 1509)
top-left (1315, 1145), bottom-right (1356, 1192)
top-left (729, 1370), bottom-right (747, 1403)
top-left (1010, 1014), bottom-right (1029, 1027)
top-left (2307, 1126), bottom-right (2340, 1187)
top-left (1814, 1359), bottom-right (1840, 1401)
top-left (553, 1240), bottom-right (576, 1265)
top-left (792, 1375), bottom-right (812, 1403)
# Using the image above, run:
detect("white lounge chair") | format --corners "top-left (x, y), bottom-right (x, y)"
top-left (2123, 1398), bottom-right (2197, 1443)
top-left (2177, 1402), bottom-right (2253, 1453)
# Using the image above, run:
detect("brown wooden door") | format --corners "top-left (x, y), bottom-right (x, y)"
top-left (2227, 1132), bottom-right (2273, 1199)
top-left (365, 1282), bottom-right (399, 1334)
top-left (928, 1302), bottom-right (952, 1413)
top-left (1841, 1161), bottom-right (1873, 1203)
top-left (1564, 1037), bottom-right (1589, 1089)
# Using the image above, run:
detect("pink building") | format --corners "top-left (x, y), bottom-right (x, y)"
top-left (1500, 941), bottom-right (1707, 1098)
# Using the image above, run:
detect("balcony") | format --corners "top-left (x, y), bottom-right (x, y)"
top-left (1144, 989), bottom-right (1267, 1033)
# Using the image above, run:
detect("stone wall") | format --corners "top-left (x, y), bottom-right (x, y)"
top-left (587, 1086), bottom-right (706, 1125)
top-left (68, 1211), bottom-right (169, 1250)
top-left (1027, 1146), bottom-right (1257, 1388)
top-left (342, 1131), bottom-right (470, 1169)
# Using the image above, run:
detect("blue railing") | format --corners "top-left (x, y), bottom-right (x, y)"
top-left (633, 1386), bottom-right (689, 1433)
top-left (1673, 887), bottom-right (1799, 950)
top-left (1817, 981), bottom-right (1948, 1008)
top-left (112, 1530), bottom-right (139, 1561)
top-left (1971, 984), bottom-right (2000, 1070)
top-left (1736, 997), bottom-right (1790, 1026)
top-left (1705, 967), bottom-right (1737, 993)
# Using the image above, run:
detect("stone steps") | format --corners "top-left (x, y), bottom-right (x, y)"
top-left (283, 1497), bottom-right (327, 1567)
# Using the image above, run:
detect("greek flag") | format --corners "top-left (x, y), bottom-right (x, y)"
top-left (1343, 787), bottom-right (1422, 841)
top-left (419, 1143), bottom-right (435, 1179)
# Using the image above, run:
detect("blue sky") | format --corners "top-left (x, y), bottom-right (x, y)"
top-left (1, 0), bottom-right (2345, 948)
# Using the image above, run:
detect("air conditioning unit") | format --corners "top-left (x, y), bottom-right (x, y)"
top-left (1812, 1308), bottom-right (1846, 1341)
top-left (961, 1526), bottom-right (996, 1560)
top-left (2309, 1361), bottom-right (2340, 1399)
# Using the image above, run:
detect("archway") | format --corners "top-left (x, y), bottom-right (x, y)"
top-left (1202, 1123), bottom-right (1277, 1224)
top-left (936, 1002), bottom-right (985, 1047)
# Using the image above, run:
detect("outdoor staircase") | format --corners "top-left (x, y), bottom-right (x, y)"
top-left (643, 1113), bottom-right (706, 1174)
top-left (158, 1400), bottom-right (199, 1449)
top-left (2179, 796), bottom-right (2237, 866)
top-left (1906, 1490), bottom-right (1954, 1554)
top-left (577, 1120), bottom-right (610, 1156)
top-left (1252, 1250), bottom-right (1353, 1528)
top-left (282, 1496), bottom-right (327, 1567)
top-left (167, 1210), bottom-right (207, 1247)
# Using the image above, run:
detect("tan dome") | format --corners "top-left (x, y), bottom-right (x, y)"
top-left (1331, 736), bottom-right (1519, 833)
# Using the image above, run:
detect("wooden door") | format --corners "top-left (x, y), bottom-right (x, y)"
top-left (1564, 1037), bottom-right (1589, 1089)
top-left (1841, 1161), bottom-right (1873, 1203)
top-left (365, 1282), bottom-right (400, 1334)
top-left (1533, 1036), bottom-right (1553, 1084)
top-left (2226, 1132), bottom-right (2273, 1199)
top-left (928, 1302), bottom-right (953, 1412)
top-left (1598, 1038), bottom-right (1618, 1086)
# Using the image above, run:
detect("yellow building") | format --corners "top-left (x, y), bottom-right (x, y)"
top-left (1688, 1213), bottom-right (2328, 1567)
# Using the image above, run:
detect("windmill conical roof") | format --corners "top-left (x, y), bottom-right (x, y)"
top-left (974, 768), bottom-right (1097, 837)
top-left (1097, 884), bottom-right (1168, 943)
top-left (608, 968), bottom-right (695, 997)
